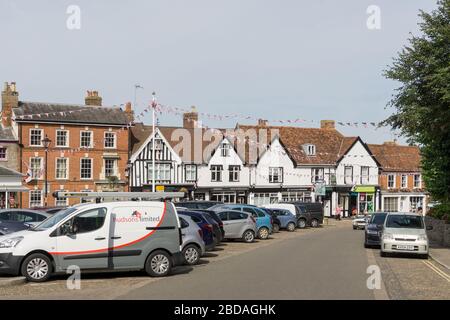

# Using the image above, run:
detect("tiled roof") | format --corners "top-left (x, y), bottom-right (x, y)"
top-left (237, 124), bottom-right (358, 165)
top-left (368, 143), bottom-right (421, 172)
top-left (131, 123), bottom-right (228, 163)
top-left (13, 101), bottom-right (130, 126)
top-left (0, 126), bottom-right (17, 141)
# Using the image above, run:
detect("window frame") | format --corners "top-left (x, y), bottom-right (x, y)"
top-left (55, 157), bottom-right (68, 180)
top-left (55, 129), bottom-right (69, 148)
top-left (55, 189), bottom-right (69, 206)
top-left (148, 162), bottom-right (171, 183)
top-left (29, 129), bottom-right (43, 147)
top-left (387, 174), bottom-right (395, 189)
top-left (269, 167), bottom-right (283, 183)
top-left (344, 166), bottom-right (353, 184)
top-left (229, 165), bottom-right (241, 182)
top-left (0, 146), bottom-right (7, 161)
top-left (80, 158), bottom-right (93, 180)
top-left (185, 164), bottom-right (197, 182)
top-left (220, 143), bottom-right (231, 157)
top-left (311, 168), bottom-right (324, 183)
top-left (360, 166), bottom-right (370, 184)
top-left (400, 174), bottom-right (408, 188)
top-left (210, 165), bottom-right (223, 182)
top-left (29, 190), bottom-right (43, 207)
top-left (104, 131), bottom-right (117, 149)
top-left (80, 130), bottom-right (93, 149)
top-left (413, 174), bottom-right (421, 188)
top-left (30, 157), bottom-right (43, 180)
top-left (104, 158), bottom-right (117, 178)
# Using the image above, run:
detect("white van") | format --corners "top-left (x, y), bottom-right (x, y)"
top-left (0, 201), bottom-right (183, 282)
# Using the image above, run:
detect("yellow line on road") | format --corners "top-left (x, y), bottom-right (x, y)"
top-left (423, 260), bottom-right (450, 282)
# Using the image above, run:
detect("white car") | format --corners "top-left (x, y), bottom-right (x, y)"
top-left (380, 212), bottom-right (430, 258)
top-left (352, 215), bottom-right (369, 230)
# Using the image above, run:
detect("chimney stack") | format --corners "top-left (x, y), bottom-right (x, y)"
top-left (1, 82), bottom-right (19, 127)
top-left (258, 119), bottom-right (268, 127)
top-left (85, 90), bottom-right (102, 106)
top-left (383, 141), bottom-right (397, 146)
top-left (124, 102), bottom-right (134, 122)
top-left (183, 106), bottom-right (199, 129)
top-left (320, 120), bottom-right (335, 129)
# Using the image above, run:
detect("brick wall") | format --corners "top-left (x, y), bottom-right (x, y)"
top-left (20, 122), bottom-right (129, 207)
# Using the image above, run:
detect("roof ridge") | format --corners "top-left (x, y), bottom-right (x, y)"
top-left (18, 101), bottom-right (123, 110)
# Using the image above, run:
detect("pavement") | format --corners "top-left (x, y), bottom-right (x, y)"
top-left (1, 220), bottom-right (449, 299)
top-left (429, 245), bottom-right (450, 270)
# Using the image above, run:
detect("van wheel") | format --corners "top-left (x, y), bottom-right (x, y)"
top-left (273, 224), bottom-right (280, 233)
top-left (287, 222), bottom-right (296, 232)
top-left (145, 250), bottom-right (172, 277)
top-left (242, 230), bottom-right (255, 243)
top-left (258, 227), bottom-right (270, 240)
top-left (298, 219), bottom-right (307, 229)
top-left (310, 219), bottom-right (319, 228)
top-left (21, 253), bottom-right (52, 282)
top-left (182, 244), bottom-right (201, 265)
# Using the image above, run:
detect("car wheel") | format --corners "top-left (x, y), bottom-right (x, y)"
top-left (145, 250), bottom-right (172, 277)
top-left (273, 223), bottom-right (280, 233)
top-left (310, 219), bottom-right (319, 228)
top-left (242, 230), bottom-right (255, 243)
top-left (286, 222), bottom-right (296, 232)
top-left (182, 244), bottom-right (201, 266)
top-left (353, 226), bottom-right (357, 230)
top-left (21, 253), bottom-right (52, 282)
top-left (297, 219), bottom-right (307, 229)
top-left (258, 227), bottom-right (270, 240)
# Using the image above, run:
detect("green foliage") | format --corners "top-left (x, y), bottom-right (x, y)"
top-left (428, 203), bottom-right (450, 223)
top-left (383, 0), bottom-right (450, 205)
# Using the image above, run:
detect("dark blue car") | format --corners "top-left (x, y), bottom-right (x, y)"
top-left (179, 211), bottom-right (216, 251)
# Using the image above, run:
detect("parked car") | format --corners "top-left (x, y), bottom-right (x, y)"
top-left (364, 212), bottom-right (388, 247)
top-left (380, 212), bottom-right (431, 258)
top-left (263, 207), bottom-right (297, 232)
top-left (0, 201), bottom-right (184, 282)
top-left (216, 210), bottom-right (257, 243)
top-left (193, 209), bottom-right (225, 240)
top-left (352, 214), bottom-right (369, 230)
top-left (0, 209), bottom-right (51, 235)
top-left (179, 216), bottom-right (205, 265)
top-left (31, 206), bottom-right (67, 214)
top-left (211, 204), bottom-right (273, 240)
top-left (175, 201), bottom-right (223, 210)
top-left (178, 211), bottom-right (216, 251)
top-left (260, 208), bottom-right (281, 233)
top-left (265, 202), bottom-right (323, 228)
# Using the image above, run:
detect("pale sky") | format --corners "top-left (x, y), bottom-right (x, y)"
top-left (0, 0), bottom-right (438, 144)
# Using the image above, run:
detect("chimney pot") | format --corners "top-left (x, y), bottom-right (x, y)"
top-left (1, 81), bottom-right (19, 127)
top-left (183, 106), bottom-right (199, 129)
top-left (320, 120), bottom-right (335, 129)
top-left (258, 119), bottom-right (268, 126)
top-left (85, 90), bottom-right (102, 106)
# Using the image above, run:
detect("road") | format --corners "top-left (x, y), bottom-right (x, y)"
top-left (1, 220), bottom-right (449, 299)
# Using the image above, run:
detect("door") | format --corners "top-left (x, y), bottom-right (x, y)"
top-left (226, 211), bottom-right (246, 237)
top-left (218, 212), bottom-right (233, 237)
top-left (55, 207), bottom-right (109, 270)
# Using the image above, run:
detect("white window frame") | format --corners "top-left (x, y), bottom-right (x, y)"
top-left (304, 144), bottom-right (316, 156)
top-left (229, 165), bottom-right (240, 182)
top-left (185, 164), bottom-right (197, 182)
top-left (55, 157), bottom-right (68, 180)
top-left (55, 130), bottom-right (69, 147)
top-left (148, 163), bottom-right (171, 182)
top-left (29, 129), bottom-right (43, 147)
top-left (269, 167), bottom-right (283, 183)
top-left (104, 132), bottom-right (117, 149)
top-left (211, 165), bottom-right (223, 182)
top-left (104, 158), bottom-right (117, 177)
top-left (344, 166), bottom-right (353, 184)
top-left (361, 166), bottom-right (370, 184)
top-left (80, 131), bottom-right (93, 148)
top-left (401, 174), bottom-right (408, 188)
top-left (29, 190), bottom-right (43, 207)
top-left (80, 158), bottom-right (93, 180)
top-left (311, 168), bottom-right (324, 183)
top-left (30, 157), bottom-right (43, 180)
top-left (221, 143), bottom-right (231, 157)
top-left (413, 174), bottom-right (422, 188)
top-left (387, 174), bottom-right (395, 189)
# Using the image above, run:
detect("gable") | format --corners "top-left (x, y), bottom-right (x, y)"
top-left (130, 128), bottom-right (181, 163)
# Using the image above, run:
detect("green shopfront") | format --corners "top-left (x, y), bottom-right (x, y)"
top-left (352, 186), bottom-right (378, 214)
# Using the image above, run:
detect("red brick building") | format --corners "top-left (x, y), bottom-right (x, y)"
top-left (2, 83), bottom-right (133, 208)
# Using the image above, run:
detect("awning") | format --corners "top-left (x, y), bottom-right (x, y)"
top-left (0, 186), bottom-right (29, 192)
top-left (353, 186), bottom-right (376, 193)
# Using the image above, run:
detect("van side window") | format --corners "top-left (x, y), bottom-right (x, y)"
top-left (73, 208), bottom-right (107, 234)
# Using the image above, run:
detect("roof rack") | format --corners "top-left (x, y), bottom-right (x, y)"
top-left (52, 191), bottom-right (185, 202)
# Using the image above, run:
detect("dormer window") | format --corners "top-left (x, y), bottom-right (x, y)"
top-left (303, 144), bottom-right (316, 156)
top-left (221, 143), bottom-right (231, 157)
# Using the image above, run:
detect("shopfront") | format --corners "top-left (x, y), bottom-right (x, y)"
top-left (0, 166), bottom-right (28, 209)
top-left (352, 186), bottom-right (377, 214)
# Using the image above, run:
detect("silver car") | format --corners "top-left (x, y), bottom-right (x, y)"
top-left (380, 212), bottom-right (430, 258)
top-left (179, 215), bottom-right (206, 265)
top-left (216, 210), bottom-right (257, 243)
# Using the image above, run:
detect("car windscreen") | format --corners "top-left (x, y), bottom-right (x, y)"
top-left (386, 215), bottom-right (424, 229)
top-left (370, 213), bottom-right (387, 225)
top-left (31, 207), bottom-right (78, 231)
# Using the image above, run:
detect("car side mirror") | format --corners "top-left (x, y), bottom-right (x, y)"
top-left (426, 225), bottom-right (433, 231)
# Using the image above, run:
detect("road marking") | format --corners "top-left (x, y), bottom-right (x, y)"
top-left (423, 260), bottom-right (450, 282)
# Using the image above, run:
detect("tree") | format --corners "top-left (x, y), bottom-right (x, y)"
top-left (383, 0), bottom-right (450, 212)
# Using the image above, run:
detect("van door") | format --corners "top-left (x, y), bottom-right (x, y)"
top-left (54, 207), bottom-right (109, 270)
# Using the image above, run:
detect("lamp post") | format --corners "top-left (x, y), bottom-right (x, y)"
top-left (42, 135), bottom-right (51, 206)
